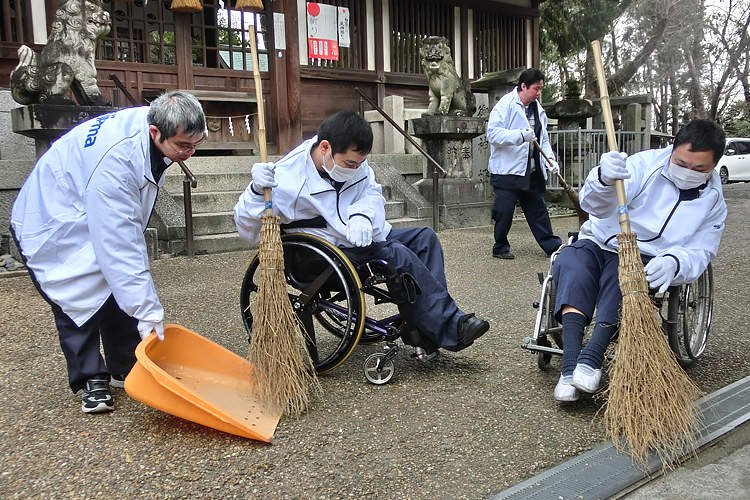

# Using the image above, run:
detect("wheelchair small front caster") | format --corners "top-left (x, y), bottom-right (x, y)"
top-left (536, 335), bottom-right (553, 371)
top-left (363, 353), bottom-right (395, 384)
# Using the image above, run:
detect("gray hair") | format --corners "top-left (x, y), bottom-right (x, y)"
top-left (147, 91), bottom-right (206, 139)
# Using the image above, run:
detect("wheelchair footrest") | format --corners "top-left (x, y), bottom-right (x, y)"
top-left (522, 337), bottom-right (563, 356)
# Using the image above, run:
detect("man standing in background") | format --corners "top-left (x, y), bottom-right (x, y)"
top-left (486, 68), bottom-right (562, 259)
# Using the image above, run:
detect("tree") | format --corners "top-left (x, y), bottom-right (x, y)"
top-left (701, 0), bottom-right (750, 121)
top-left (541, 0), bottom-right (750, 133)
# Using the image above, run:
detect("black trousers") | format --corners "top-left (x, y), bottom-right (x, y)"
top-left (11, 226), bottom-right (140, 393)
top-left (491, 174), bottom-right (561, 256)
top-left (50, 294), bottom-right (140, 393)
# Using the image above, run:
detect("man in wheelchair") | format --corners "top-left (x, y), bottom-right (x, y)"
top-left (234, 110), bottom-right (490, 356)
top-left (552, 119), bottom-right (727, 402)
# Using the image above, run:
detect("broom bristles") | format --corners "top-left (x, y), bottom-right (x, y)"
top-left (247, 214), bottom-right (320, 417)
top-left (236, 0), bottom-right (264, 11)
top-left (603, 232), bottom-right (702, 469)
top-left (170, 0), bottom-right (203, 13)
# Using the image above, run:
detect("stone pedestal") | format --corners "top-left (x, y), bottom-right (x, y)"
top-left (410, 115), bottom-right (486, 178)
top-left (11, 104), bottom-right (117, 158)
top-left (409, 115), bottom-right (490, 229)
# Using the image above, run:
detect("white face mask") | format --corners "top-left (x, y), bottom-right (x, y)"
top-left (668, 162), bottom-right (712, 190)
top-left (325, 152), bottom-right (358, 182)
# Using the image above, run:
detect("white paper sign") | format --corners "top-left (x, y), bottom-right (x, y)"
top-left (338, 7), bottom-right (350, 48)
top-left (274, 12), bottom-right (286, 50)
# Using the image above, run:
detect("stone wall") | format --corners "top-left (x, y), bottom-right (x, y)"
top-left (0, 89), bottom-right (37, 255)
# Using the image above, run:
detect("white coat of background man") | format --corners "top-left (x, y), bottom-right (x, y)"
top-left (11, 91), bottom-right (206, 414)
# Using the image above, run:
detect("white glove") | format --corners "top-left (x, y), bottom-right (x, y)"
top-left (644, 256), bottom-right (679, 294)
top-left (251, 162), bottom-right (277, 190)
top-left (137, 320), bottom-right (165, 341)
top-left (547, 158), bottom-right (560, 175)
top-left (346, 215), bottom-right (373, 247)
top-left (521, 129), bottom-right (536, 143)
top-left (599, 151), bottom-right (630, 185)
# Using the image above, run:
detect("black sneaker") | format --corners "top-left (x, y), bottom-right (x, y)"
top-left (81, 375), bottom-right (114, 414)
top-left (493, 251), bottom-right (515, 260)
top-left (456, 313), bottom-right (490, 350)
top-left (109, 374), bottom-right (126, 389)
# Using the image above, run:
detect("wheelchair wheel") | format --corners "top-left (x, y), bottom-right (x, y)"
top-left (536, 335), bottom-right (553, 371)
top-left (240, 234), bottom-right (366, 374)
top-left (546, 279), bottom-right (563, 349)
top-left (363, 353), bottom-right (395, 385)
top-left (665, 264), bottom-right (713, 367)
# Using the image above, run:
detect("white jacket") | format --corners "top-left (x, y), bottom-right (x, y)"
top-left (11, 107), bottom-right (165, 327)
top-left (234, 136), bottom-right (391, 247)
top-left (579, 145), bottom-right (727, 285)
top-left (486, 88), bottom-right (555, 178)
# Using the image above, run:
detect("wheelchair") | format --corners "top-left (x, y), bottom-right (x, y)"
top-left (522, 233), bottom-right (714, 370)
top-left (240, 232), bottom-right (435, 385)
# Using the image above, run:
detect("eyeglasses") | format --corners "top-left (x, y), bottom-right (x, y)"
top-left (166, 135), bottom-right (206, 155)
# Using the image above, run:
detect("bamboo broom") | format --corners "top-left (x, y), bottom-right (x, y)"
top-left (170, 0), bottom-right (203, 13)
top-left (533, 139), bottom-right (588, 227)
top-left (246, 23), bottom-right (319, 417)
top-left (591, 40), bottom-right (701, 469)
top-left (236, 0), bottom-right (264, 10)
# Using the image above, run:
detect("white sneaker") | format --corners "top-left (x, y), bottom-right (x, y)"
top-left (571, 363), bottom-right (602, 393)
top-left (554, 375), bottom-right (579, 402)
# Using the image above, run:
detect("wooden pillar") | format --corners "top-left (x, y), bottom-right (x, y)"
top-left (531, 1), bottom-right (541, 68)
top-left (283, 0), bottom-right (302, 147)
top-left (373, 0), bottom-right (385, 107)
top-left (174, 12), bottom-right (194, 90)
top-left (269, 1), bottom-right (292, 153)
top-left (460, 6), bottom-right (469, 78)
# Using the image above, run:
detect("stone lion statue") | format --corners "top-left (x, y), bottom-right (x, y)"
top-left (10, 0), bottom-right (111, 106)
top-left (420, 36), bottom-right (476, 117)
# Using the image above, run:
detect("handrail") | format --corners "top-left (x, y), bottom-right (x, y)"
top-left (109, 74), bottom-right (196, 258)
top-left (354, 87), bottom-right (443, 232)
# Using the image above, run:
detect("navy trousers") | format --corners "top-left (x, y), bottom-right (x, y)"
top-left (344, 227), bottom-right (463, 350)
top-left (50, 295), bottom-right (141, 393)
top-left (12, 226), bottom-right (140, 393)
top-left (552, 238), bottom-right (622, 325)
top-left (491, 186), bottom-right (561, 255)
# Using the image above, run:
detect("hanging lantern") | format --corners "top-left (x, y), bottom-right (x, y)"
top-left (170, 0), bottom-right (203, 13)
top-left (235, 0), bottom-right (264, 11)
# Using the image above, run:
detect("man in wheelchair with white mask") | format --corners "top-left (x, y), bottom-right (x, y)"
top-left (552, 119), bottom-right (727, 402)
top-left (234, 109), bottom-right (490, 356)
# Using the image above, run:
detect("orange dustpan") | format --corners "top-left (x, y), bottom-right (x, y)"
top-left (125, 323), bottom-right (280, 442)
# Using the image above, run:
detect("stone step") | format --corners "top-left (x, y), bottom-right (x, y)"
top-left (173, 191), bottom-right (242, 214)
top-left (174, 191), bottom-right (407, 219)
top-left (387, 216), bottom-right (434, 230)
top-left (184, 198), bottom-right (410, 237)
top-left (172, 216), bottom-right (435, 256)
top-left (164, 171), bottom-right (251, 193)
top-left (190, 211), bottom-right (237, 236)
top-left (168, 170), bottom-right (402, 199)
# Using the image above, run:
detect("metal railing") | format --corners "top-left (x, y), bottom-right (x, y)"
top-left (354, 87), bottom-right (446, 232)
top-left (546, 128), bottom-right (648, 191)
top-left (109, 75), bottom-right (197, 258)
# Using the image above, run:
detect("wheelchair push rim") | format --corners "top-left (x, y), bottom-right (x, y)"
top-left (240, 234), bottom-right (366, 374)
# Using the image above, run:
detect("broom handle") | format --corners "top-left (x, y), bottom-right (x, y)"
top-left (591, 40), bottom-right (631, 234)
top-left (533, 139), bottom-right (572, 191)
top-left (249, 24), bottom-right (272, 216)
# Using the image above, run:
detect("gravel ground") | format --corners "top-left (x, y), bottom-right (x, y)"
top-left (2, 184), bottom-right (750, 499)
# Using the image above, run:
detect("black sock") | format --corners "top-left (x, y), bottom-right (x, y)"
top-left (561, 312), bottom-right (587, 376)
top-left (578, 322), bottom-right (618, 369)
